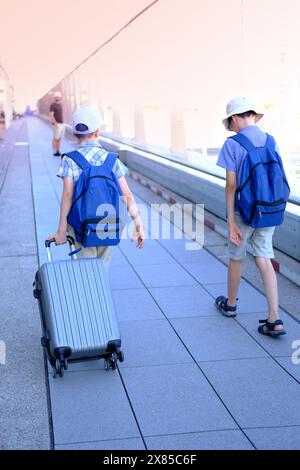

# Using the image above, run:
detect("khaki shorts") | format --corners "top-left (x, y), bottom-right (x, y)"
top-left (53, 123), bottom-right (65, 140)
top-left (228, 212), bottom-right (275, 260)
top-left (67, 224), bottom-right (112, 270)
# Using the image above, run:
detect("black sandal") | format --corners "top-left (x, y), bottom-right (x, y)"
top-left (258, 319), bottom-right (286, 337)
top-left (215, 296), bottom-right (238, 318)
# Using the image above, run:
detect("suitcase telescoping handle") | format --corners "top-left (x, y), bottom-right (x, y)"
top-left (45, 236), bottom-right (77, 262)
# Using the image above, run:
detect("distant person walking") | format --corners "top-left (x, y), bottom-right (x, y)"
top-left (215, 96), bottom-right (290, 337)
top-left (49, 91), bottom-right (64, 156)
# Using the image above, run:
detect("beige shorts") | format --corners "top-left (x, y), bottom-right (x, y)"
top-left (67, 224), bottom-right (112, 270)
top-left (228, 212), bottom-right (275, 260)
top-left (53, 123), bottom-right (65, 140)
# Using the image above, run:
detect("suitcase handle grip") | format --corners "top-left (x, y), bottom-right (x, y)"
top-left (45, 236), bottom-right (77, 261)
top-left (45, 235), bottom-right (75, 248)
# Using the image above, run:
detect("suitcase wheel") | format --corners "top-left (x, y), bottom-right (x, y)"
top-left (33, 276), bottom-right (42, 299)
top-left (104, 355), bottom-right (117, 371)
top-left (52, 358), bottom-right (66, 378)
top-left (52, 366), bottom-right (57, 379)
top-left (118, 351), bottom-right (124, 363)
top-left (104, 350), bottom-right (123, 371)
top-left (41, 330), bottom-right (51, 348)
top-left (33, 289), bottom-right (40, 299)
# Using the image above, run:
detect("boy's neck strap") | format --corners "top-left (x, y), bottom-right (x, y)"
top-left (229, 133), bottom-right (255, 153)
top-left (103, 152), bottom-right (118, 173)
top-left (63, 150), bottom-right (91, 170)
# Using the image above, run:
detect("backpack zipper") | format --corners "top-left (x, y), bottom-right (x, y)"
top-left (86, 228), bottom-right (120, 234)
top-left (82, 217), bottom-right (120, 228)
top-left (259, 208), bottom-right (285, 217)
top-left (83, 218), bottom-right (121, 236)
top-left (249, 199), bottom-right (285, 224)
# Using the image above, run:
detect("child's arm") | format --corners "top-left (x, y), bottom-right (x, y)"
top-left (118, 176), bottom-right (145, 249)
top-left (48, 177), bottom-right (74, 245)
top-left (225, 170), bottom-right (243, 246)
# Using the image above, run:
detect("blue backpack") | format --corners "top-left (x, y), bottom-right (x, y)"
top-left (65, 150), bottom-right (124, 247)
top-left (230, 133), bottom-right (290, 228)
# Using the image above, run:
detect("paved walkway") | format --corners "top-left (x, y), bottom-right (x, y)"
top-left (0, 119), bottom-right (49, 450)
top-left (3, 116), bottom-right (300, 450)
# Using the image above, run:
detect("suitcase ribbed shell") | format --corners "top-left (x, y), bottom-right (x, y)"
top-left (38, 258), bottom-right (120, 361)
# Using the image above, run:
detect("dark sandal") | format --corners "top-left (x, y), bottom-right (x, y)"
top-left (258, 319), bottom-right (286, 337)
top-left (215, 296), bottom-right (238, 318)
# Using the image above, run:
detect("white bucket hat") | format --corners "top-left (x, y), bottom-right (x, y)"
top-left (53, 91), bottom-right (62, 98)
top-left (72, 107), bottom-right (104, 135)
top-left (222, 96), bottom-right (264, 131)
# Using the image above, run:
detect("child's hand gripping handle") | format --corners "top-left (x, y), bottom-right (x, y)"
top-left (45, 236), bottom-right (77, 262)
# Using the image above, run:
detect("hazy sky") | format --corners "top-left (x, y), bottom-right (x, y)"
top-left (0, 0), bottom-right (152, 109)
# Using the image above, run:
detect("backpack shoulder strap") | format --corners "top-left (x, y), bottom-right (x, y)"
top-left (103, 152), bottom-right (118, 173)
top-left (63, 150), bottom-right (91, 170)
top-left (265, 133), bottom-right (276, 153)
top-left (229, 133), bottom-right (255, 153)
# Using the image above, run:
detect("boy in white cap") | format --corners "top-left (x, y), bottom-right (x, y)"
top-left (49, 91), bottom-right (65, 156)
top-left (48, 106), bottom-right (144, 268)
top-left (215, 96), bottom-right (286, 337)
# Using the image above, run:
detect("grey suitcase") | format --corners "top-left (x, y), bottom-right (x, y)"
top-left (33, 236), bottom-right (124, 378)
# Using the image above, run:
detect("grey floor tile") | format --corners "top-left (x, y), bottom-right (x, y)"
top-left (120, 238), bottom-right (162, 249)
top-left (50, 370), bottom-right (140, 445)
top-left (133, 264), bottom-right (197, 288)
top-left (236, 311), bottom-right (300, 357)
top-left (112, 288), bottom-right (164, 322)
top-left (162, 245), bottom-right (218, 264)
top-left (110, 248), bottom-right (130, 267)
top-left (274, 357), bottom-right (300, 382)
top-left (204, 281), bottom-right (269, 314)
top-left (149, 285), bottom-right (217, 318)
top-left (119, 319), bottom-right (192, 368)
top-left (120, 241), bottom-right (175, 265)
top-left (36, 210), bottom-right (59, 223)
top-left (158, 237), bottom-right (195, 251)
top-left (200, 358), bottom-right (300, 428)
top-left (56, 438), bottom-right (146, 450)
top-left (182, 262), bottom-right (228, 284)
top-left (39, 226), bottom-right (57, 246)
top-left (109, 265), bottom-right (144, 290)
top-left (171, 317), bottom-right (267, 361)
top-left (244, 426), bottom-right (300, 450)
top-left (35, 212), bottom-right (59, 225)
top-left (145, 430), bottom-right (254, 450)
top-left (150, 224), bottom-right (188, 243)
top-left (120, 364), bottom-right (236, 436)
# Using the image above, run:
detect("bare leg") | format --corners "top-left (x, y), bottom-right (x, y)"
top-left (52, 138), bottom-right (61, 152)
top-left (227, 258), bottom-right (243, 308)
top-left (255, 256), bottom-right (283, 331)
